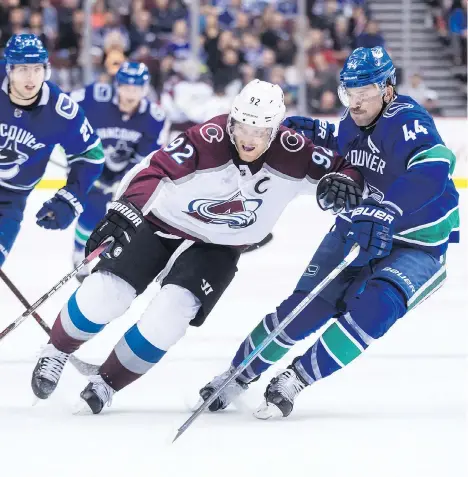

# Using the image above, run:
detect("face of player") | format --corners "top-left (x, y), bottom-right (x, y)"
top-left (9, 64), bottom-right (45, 103)
top-left (232, 121), bottom-right (272, 162)
top-left (117, 84), bottom-right (146, 114)
top-left (346, 84), bottom-right (386, 127)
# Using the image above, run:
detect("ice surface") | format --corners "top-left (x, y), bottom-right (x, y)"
top-left (0, 190), bottom-right (466, 477)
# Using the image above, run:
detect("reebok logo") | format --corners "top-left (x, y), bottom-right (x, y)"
top-left (201, 279), bottom-right (213, 295)
top-left (110, 201), bottom-right (143, 227)
top-left (351, 206), bottom-right (394, 224)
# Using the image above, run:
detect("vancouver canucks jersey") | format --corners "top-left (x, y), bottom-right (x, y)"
top-left (313, 95), bottom-right (459, 256)
top-left (0, 66), bottom-right (104, 198)
top-left (70, 83), bottom-right (166, 186)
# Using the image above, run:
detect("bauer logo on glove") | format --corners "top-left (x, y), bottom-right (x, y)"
top-left (350, 206), bottom-right (395, 224)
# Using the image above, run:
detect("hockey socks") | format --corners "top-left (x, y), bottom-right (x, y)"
top-left (232, 292), bottom-right (335, 383)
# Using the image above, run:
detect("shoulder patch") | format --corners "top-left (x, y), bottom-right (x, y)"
top-left (93, 83), bottom-right (112, 102)
top-left (200, 123), bottom-right (224, 143)
top-left (55, 93), bottom-right (79, 120)
top-left (383, 102), bottom-right (414, 119)
top-left (70, 88), bottom-right (85, 103)
top-left (280, 130), bottom-right (305, 152)
top-left (149, 102), bottom-right (166, 122)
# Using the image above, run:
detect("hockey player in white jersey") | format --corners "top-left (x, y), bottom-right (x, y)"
top-left (30, 79), bottom-right (363, 414)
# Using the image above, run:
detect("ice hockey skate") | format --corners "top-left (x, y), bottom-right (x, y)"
top-left (76, 375), bottom-right (115, 415)
top-left (199, 366), bottom-right (250, 411)
top-left (254, 364), bottom-right (308, 420)
top-left (31, 344), bottom-right (70, 399)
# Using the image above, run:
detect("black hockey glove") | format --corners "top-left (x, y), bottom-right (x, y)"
top-left (316, 172), bottom-right (363, 214)
top-left (85, 198), bottom-right (144, 259)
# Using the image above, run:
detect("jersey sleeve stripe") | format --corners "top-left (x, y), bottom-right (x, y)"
top-left (66, 138), bottom-right (102, 158)
top-left (407, 144), bottom-right (456, 174)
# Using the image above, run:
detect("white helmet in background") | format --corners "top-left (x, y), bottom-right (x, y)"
top-left (227, 79), bottom-right (286, 153)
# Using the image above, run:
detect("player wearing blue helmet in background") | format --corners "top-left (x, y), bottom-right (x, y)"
top-left (69, 61), bottom-right (167, 281)
top-left (0, 33), bottom-right (104, 267)
top-left (199, 46), bottom-right (459, 419)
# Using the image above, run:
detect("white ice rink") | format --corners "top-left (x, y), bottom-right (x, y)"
top-left (0, 190), bottom-right (466, 477)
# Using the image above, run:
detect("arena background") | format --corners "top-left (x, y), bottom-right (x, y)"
top-left (1, 0), bottom-right (466, 188)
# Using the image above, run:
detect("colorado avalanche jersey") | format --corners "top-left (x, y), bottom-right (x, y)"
top-left (70, 83), bottom-right (167, 186)
top-left (0, 67), bottom-right (104, 196)
top-left (313, 95), bottom-right (459, 256)
top-left (118, 115), bottom-right (361, 246)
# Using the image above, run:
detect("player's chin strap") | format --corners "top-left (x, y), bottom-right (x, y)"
top-left (8, 83), bottom-right (42, 106)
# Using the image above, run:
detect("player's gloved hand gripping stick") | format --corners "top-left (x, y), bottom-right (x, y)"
top-left (173, 243), bottom-right (361, 442)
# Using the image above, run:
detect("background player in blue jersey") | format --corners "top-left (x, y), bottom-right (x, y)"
top-left (69, 61), bottom-right (167, 281)
top-left (199, 46), bottom-right (460, 419)
top-left (0, 34), bottom-right (104, 267)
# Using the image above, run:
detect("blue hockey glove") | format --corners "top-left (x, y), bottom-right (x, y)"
top-left (317, 172), bottom-right (363, 214)
top-left (283, 116), bottom-right (336, 143)
top-left (36, 188), bottom-right (84, 230)
top-left (344, 199), bottom-right (401, 267)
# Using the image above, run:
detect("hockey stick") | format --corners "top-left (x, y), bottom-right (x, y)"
top-left (0, 269), bottom-right (100, 376)
top-left (0, 238), bottom-right (114, 343)
top-left (172, 243), bottom-right (360, 443)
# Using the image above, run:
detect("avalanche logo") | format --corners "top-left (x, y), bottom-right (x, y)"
top-left (0, 139), bottom-right (29, 180)
top-left (186, 191), bottom-right (262, 229)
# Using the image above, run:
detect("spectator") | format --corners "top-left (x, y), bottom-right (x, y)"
top-left (29, 12), bottom-right (48, 46)
top-left (257, 48), bottom-right (277, 82)
top-left (241, 32), bottom-right (264, 68)
top-left (166, 19), bottom-right (190, 61)
top-left (128, 9), bottom-right (159, 55)
top-left (315, 89), bottom-right (342, 114)
top-left (232, 11), bottom-right (250, 38)
top-left (400, 72), bottom-right (441, 112)
top-left (307, 51), bottom-right (339, 112)
top-left (151, 0), bottom-right (187, 35)
top-left (448, 0), bottom-right (467, 66)
top-left (213, 47), bottom-right (241, 88)
top-left (355, 20), bottom-right (385, 48)
top-left (94, 11), bottom-right (130, 53)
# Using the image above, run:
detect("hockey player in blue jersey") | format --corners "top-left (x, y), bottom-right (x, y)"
top-left (69, 62), bottom-right (166, 280)
top-left (199, 46), bottom-right (460, 418)
top-left (0, 34), bottom-right (104, 267)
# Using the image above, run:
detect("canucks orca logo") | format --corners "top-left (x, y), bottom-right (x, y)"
top-left (186, 191), bottom-right (262, 229)
top-left (365, 183), bottom-right (385, 203)
top-left (104, 140), bottom-right (134, 172)
top-left (0, 138), bottom-right (29, 180)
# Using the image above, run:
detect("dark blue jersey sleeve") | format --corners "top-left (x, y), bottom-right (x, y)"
top-left (382, 109), bottom-right (455, 215)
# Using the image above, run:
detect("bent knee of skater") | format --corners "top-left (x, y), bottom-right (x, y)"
top-left (348, 279), bottom-right (406, 339)
top-left (75, 271), bottom-right (136, 323)
top-left (138, 284), bottom-right (201, 350)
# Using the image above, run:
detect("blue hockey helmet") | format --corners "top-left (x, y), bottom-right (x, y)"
top-left (340, 47), bottom-right (396, 89)
top-left (4, 34), bottom-right (51, 80)
top-left (338, 47), bottom-right (396, 107)
top-left (115, 62), bottom-right (150, 87)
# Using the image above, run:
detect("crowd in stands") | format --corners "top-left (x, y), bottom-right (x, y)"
top-left (0, 0), bottom-right (465, 121)
top-left (0, 0), bottom-right (379, 118)
top-left (425, 0), bottom-right (467, 93)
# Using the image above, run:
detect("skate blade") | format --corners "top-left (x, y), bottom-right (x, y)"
top-left (253, 401), bottom-right (283, 420)
top-left (72, 397), bottom-right (93, 416)
top-left (31, 396), bottom-right (40, 407)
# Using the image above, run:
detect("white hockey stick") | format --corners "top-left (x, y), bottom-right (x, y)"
top-left (172, 243), bottom-right (360, 442)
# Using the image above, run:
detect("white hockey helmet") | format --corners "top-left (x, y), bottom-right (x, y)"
top-left (227, 79), bottom-right (286, 150)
